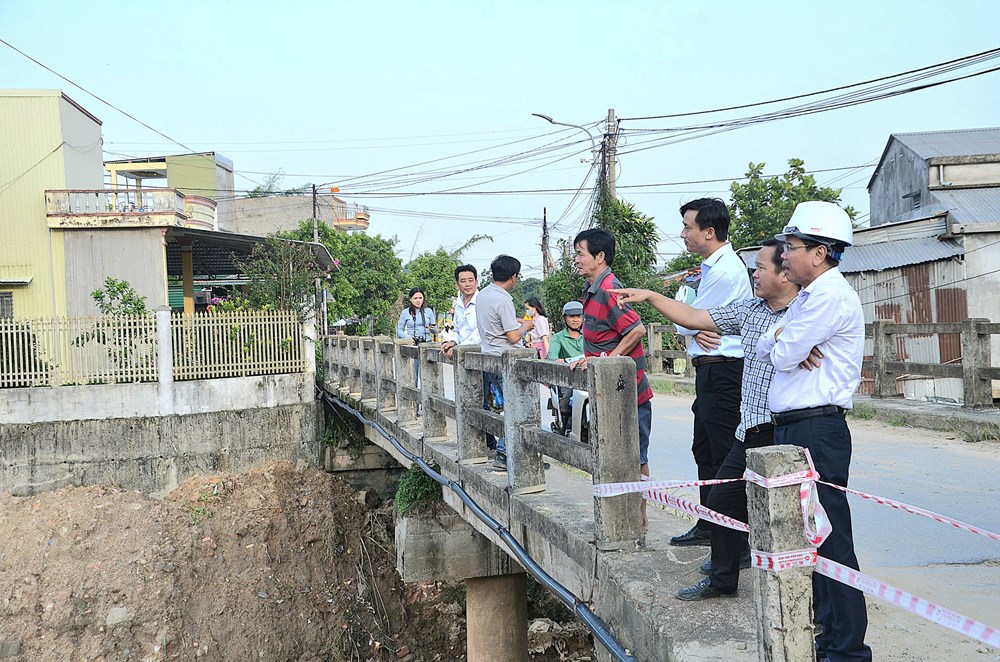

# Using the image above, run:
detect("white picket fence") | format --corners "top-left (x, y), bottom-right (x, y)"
top-left (0, 310), bottom-right (306, 388)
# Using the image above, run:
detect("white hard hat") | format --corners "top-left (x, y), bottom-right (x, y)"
top-left (776, 201), bottom-right (853, 248)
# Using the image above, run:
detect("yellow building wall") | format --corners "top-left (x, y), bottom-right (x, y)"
top-left (166, 154), bottom-right (218, 197)
top-left (0, 90), bottom-right (103, 319)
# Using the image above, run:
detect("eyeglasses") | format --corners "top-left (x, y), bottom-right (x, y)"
top-left (783, 244), bottom-right (814, 253)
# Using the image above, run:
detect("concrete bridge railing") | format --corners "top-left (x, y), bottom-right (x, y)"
top-left (326, 335), bottom-right (644, 550)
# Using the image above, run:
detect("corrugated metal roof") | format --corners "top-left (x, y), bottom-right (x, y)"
top-left (929, 188), bottom-right (1000, 223)
top-left (893, 127), bottom-right (1000, 159)
top-left (737, 236), bottom-right (964, 275)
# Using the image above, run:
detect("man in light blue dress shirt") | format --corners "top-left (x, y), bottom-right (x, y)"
top-left (670, 198), bottom-right (753, 547)
top-left (757, 201), bottom-right (871, 662)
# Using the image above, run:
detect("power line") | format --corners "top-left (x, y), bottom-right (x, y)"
top-left (621, 46), bottom-right (1000, 121)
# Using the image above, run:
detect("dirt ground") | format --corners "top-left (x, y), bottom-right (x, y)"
top-left (0, 460), bottom-right (594, 661)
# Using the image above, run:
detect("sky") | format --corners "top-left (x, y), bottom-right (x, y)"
top-left (3, 1), bottom-right (1000, 278)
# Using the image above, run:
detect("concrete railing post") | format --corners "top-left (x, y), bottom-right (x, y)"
top-left (420, 344), bottom-right (448, 443)
top-left (962, 318), bottom-right (992, 408)
top-left (359, 336), bottom-right (376, 402)
top-left (374, 337), bottom-right (396, 412)
top-left (746, 445), bottom-right (816, 662)
top-left (303, 311), bottom-right (316, 376)
top-left (348, 337), bottom-right (361, 397)
top-left (501, 348), bottom-right (545, 495)
top-left (337, 336), bottom-right (350, 395)
top-left (394, 340), bottom-right (417, 425)
top-left (454, 345), bottom-right (488, 464)
top-left (155, 307), bottom-right (175, 416)
top-left (589, 356), bottom-right (643, 549)
top-left (871, 319), bottom-right (897, 398)
top-left (647, 325), bottom-right (664, 374)
top-left (322, 337), bottom-right (334, 389)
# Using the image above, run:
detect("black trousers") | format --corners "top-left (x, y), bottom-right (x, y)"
top-left (776, 413), bottom-right (872, 662)
top-left (707, 425), bottom-right (774, 593)
top-left (691, 359), bottom-right (742, 531)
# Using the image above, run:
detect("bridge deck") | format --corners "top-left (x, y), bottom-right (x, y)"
top-left (337, 386), bottom-right (760, 662)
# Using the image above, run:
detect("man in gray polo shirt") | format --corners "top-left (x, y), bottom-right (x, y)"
top-left (476, 254), bottom-right (534, 470)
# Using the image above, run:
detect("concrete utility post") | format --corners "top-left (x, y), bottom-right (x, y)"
top-left (541, 207), bottom-right (550, 279)
top-left (606, 108), bottom-right (617, 199)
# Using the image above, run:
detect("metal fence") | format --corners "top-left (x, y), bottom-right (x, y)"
top-left (0, 315), bottom-right (158, 387)
top-left (171, 310), bottom-right (305, 380)
top-left (0, 310), bottom-right (306, 388)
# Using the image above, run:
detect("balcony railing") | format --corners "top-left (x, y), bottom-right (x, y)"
top-left (46, 189), bottom-right (186, 215)
top-left (331, 202), bottom-right (370, 229)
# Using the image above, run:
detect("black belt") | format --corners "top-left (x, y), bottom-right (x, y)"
top-left (691, 355), bottom-right (742, 368)
top-left (771, 405), bottom-right (847, 426)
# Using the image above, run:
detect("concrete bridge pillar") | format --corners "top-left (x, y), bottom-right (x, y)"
top-left (467, 573), bottom-right (528, 662)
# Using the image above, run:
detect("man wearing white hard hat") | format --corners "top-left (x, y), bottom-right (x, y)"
top-left (756, 201), bottom-right (871, 662)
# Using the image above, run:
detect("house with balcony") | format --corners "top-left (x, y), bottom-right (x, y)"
top-left (0, 89), bottom-right (333, 319)
top-left (103, 152), bottom-right (236, 231)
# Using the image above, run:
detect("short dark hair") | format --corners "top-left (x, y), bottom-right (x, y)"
top-left (760, 238), bottom-right (784, 270)
top-left (490, 255), bottom-right (520, 282)
top-left (679, 198), bottom-right (731, 242)
top-left (454, 264), bottom-right (477, 281)
top-left (573, 228), bottom-right (616, 267)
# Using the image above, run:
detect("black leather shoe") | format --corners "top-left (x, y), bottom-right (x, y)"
top-left (700, 548), bottom-right (752, 575)
top-left (669, 525), bottom-right (711, 547)
top-left (675, 577), bottom-right (737, 601)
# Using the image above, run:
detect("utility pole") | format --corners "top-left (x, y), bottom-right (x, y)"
top-left (311, 184), bottom-right (319, 240)
top-left (541, 207), bottom-right (550, 279)
top-left (605, 108), bottom-right (617, 199)
top-left (311, 183), bottom-right (323, 336)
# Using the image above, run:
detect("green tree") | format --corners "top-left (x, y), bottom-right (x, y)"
top-left (728, 158), bottom-right (856, 249)
top-left (591, 196), bottom-right (670, 327)
top-left (239, 237), bottom-right (324, 320)
top-left (281, 221), bottom-right (403, 334)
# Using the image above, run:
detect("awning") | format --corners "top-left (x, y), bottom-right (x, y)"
top-left (163, 227), bottom-right (336, 278)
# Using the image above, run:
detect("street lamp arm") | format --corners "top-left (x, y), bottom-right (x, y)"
top-left (531, 112), bottom-right (598, 159)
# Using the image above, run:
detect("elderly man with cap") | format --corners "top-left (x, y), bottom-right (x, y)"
top-left (547, 301), bottom-right (586, 435)
top-left (756, 201), bottom-right (872, 662)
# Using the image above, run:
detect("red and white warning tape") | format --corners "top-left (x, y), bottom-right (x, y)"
top-left (592, 476), bottom-right (739, 498)
top-left (818, 480), bottom-right (1000, 543)
top-left (751, 548), bottom-right (817, 571)
top-left (815, 557), bottom-right (1000, 649)
top-left (642, 489), bottom-right (748, 533)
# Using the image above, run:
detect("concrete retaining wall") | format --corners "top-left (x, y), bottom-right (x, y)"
top-left (1, 401), bottom-right (322, 497)
top-left (0, 373), bottom-right (314, 425)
